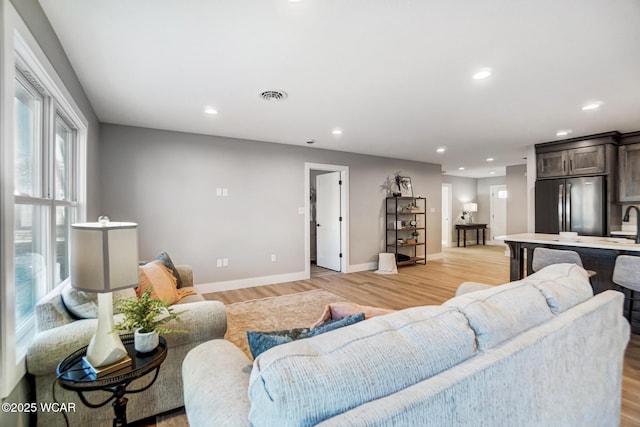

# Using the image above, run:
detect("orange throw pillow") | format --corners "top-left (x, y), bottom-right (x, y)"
top-left (136, 260), bottom-right (196, 304)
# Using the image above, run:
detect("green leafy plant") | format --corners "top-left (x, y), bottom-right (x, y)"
top-left (114, 287), bottom-right (187, 334)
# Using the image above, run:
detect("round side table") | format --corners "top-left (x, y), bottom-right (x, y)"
top-left (56, 333), bottom-right (167, 427)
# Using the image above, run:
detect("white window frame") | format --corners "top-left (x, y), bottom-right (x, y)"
top-left (1, 0), bottom-right (88, 398)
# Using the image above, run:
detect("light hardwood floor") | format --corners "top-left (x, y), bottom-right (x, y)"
top-left (205, 245), bottom-right (640, 427)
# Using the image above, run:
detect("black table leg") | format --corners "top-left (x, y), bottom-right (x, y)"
top-left (112, 385), bottom-right (128, 427)
top-left (506, 241), bottom-right (524, 281)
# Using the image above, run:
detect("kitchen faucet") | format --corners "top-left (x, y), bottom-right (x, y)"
top-left (622, 205), bottom-right (640, 244)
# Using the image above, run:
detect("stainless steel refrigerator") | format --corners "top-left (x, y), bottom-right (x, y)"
top-left (535, 176), bottom-right (607, 236)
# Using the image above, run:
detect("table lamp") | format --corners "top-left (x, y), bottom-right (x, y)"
top-left (71, 217), bottom-right (139, 368)
top-left (464, 203), bottom-right (478, 224)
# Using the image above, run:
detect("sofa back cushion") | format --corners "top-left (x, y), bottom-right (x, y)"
top-left (444, 263), bottom-right (593, 351)
top-left (248, 306), bottom-right (476, 427)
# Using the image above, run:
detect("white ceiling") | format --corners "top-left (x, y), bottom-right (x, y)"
top-left (39, 0), bottom-right (640, 178)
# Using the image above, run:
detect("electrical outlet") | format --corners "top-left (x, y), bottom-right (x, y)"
top-left (216, 188), bottom-right (222, 196)
top-left (216, 259), bottom-right (222, 267)
top-left (222, 188), bottom-right (229, 197)
top-left (223, 258), bottom-right (229, 267)
top-left (271, 254), bottom-right (277, 262)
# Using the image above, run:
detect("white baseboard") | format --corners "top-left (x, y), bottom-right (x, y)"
top-left (196, 271), bottom-right (307, 293)
top-left (346, 262), bottom-right (377, 273)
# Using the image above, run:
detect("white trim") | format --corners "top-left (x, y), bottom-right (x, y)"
top-left (345, 262), bottom-right (377, 273)
top-left (427, 252), bottom-right (444, 261)
top-left (442, 183), bottom-right (452, 247)
top-left (196, 271), bottom-right (308, 293)
top-left (489, 184), bottom-right (508, 246)
top-left (0, 1), bottom-right (88, 398)
top-left (304, 163), bottom-right (349, 279)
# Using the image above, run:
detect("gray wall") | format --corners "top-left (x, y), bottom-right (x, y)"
top-left (100, 124), bottom-right (442, 285)
top-left (506, 164), bottom-right (528, 234)
top-left (443, 172), bottom-right (526, 244)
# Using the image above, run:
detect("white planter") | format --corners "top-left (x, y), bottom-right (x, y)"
top-left (134, 329), bottom-right (159, 353)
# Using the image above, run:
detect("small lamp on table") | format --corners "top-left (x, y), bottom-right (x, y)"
top-left (71, 217), bottom-right (139, 368)
top-left (463, 203), bottom-right (478, 224)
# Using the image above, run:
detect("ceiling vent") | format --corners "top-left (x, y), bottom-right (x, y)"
top-left (260, 90), bottom-right (288, 101)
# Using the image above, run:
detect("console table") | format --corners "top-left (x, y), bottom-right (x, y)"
top-left (455, 223), bottom-right (487, 247)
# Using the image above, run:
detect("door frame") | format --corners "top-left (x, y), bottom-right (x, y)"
top-left (304, 163), bottom-right (349, 278)
top-left (441, 183), bottom-right (452, 247)
top-left (489, 184), bottom-right (508, 245)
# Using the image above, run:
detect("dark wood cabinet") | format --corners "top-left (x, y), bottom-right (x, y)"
top-left (536, 145), bottom-right (605, 178)
top-left (619, 143), bottom-right (640, 202)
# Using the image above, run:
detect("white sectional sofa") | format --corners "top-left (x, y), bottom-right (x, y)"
top-left (183, 263), bottom-right (630, 427)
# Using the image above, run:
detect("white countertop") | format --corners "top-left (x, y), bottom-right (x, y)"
top-left (610, 230), bottom-right (637, 236)
top-left (500, 233), bottom-right (640, 252)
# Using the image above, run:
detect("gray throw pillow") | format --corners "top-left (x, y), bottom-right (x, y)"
top-left (61, 282), bottom-right (98, 318)
top-left (246, 312), bottom-right (365, 359)
top-left (60, 282), bottom-right (137, 319)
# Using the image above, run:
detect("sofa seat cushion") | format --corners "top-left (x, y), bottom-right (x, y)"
top-left (248, 306), bottom-right (476, 427)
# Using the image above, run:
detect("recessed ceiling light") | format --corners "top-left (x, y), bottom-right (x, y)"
top-left (582, 102), bottom-right (602, 111)
top-left (332, 129), bottom-right (342, 135)
top-left (473, 69), bottom-right (492, 80)
top-left (437, 147), bottom-right (446, 153)
top-left (486, 158), bottom-right (494, 162)
top-left (459, 167), bottom-right (465, 170)
top-left (204, 107), bottom-right (218, 115)
top-left (489, 171), bottom-right (496, 175)
top-left (556, 129), bottom-right (573, 137)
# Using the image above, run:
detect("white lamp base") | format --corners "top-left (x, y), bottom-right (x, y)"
top-left (85, 292), bottom-right (127, 368)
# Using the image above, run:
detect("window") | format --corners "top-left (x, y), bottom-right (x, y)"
top-left (1, 3), bottom-right (88, 398)
top-left (13, 67), bottom-right (80, 337)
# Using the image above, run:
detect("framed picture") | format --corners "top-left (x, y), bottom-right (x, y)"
top-left (399, 176), bottom-right (413, 197)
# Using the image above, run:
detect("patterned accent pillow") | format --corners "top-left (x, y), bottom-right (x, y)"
top-left (60, 282), bottom-right (136, 319)
top-left (246, 312), bottom-right (365, 359)
top-left (140, 252), bottom-right (183, 288)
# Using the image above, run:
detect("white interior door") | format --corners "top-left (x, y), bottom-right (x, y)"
top-left (316, 172), bottom-right (342, 271)
top-left (490, 185), bottom-right (508, 242)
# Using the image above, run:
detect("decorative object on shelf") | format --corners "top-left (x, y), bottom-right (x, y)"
top-left (397, 175), bottom-right (413, 197)
top-left (71, 217), bottom-right (139, 368)
top-left (385, 197), bottom-right (427, 267)
top-left (380, 172), bottom-right (413, 197)
top-left (463, 203), bottom-right (478, 223)
top-left (114, 287), bottom-right (187, 353)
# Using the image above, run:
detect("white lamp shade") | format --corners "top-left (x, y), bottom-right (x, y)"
top-left (464, 203), bottom-right (478, 213)
top-left (71, 222), bottom-right (139, 292)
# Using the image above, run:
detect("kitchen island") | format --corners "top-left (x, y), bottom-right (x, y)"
top-left (502, 233), bottom-right (640, 331)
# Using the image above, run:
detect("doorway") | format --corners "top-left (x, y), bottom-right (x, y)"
top-left (305, 163), bottom-right (349, 278)
top-left (442, 184), bottom-right (452, 247)
top-left (490, 185), bottom-right (508, 244)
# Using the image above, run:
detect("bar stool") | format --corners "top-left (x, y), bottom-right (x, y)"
top-left (612, 255), bottom-right (640, 323)
top-left (531, 248), bottom-right (597, 278)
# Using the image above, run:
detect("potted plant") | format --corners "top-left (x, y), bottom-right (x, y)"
top-left (114, 287), bottom-right (187, 353)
